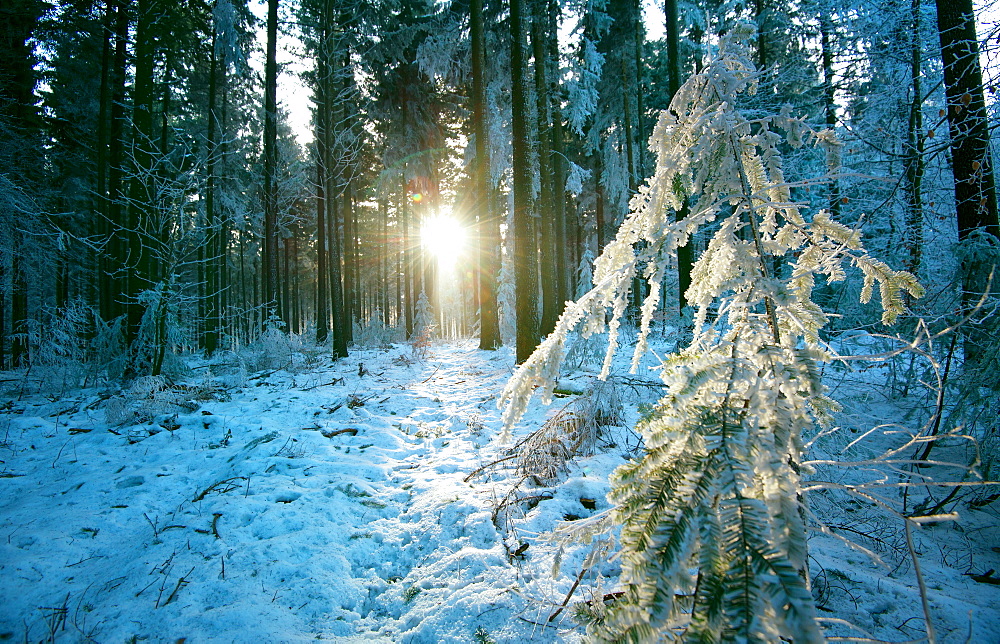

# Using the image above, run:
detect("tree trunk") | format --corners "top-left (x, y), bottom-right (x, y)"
top-left (666, 0), bottom-right (692, 314)
top-left (380, 198), bottom-right (390, 326)
top-left (220, 73), bottom-right (232, 348)
top-left (820, 13), bottom-right (842, 221)
top-left (532, 0), bottom-right (557, 337)
top-left (10, 251), bottom-right (27, 367)
top-left (97, 0), bottom-right (113, 319)
top-left (205, 25), bottom-right (220, 354)
top-left (262, 0), bottom-right (280, 326)
top-left (473, 0), bottom-right (499, 349)
top-left (0, 0), bottom-right (44, 367)
top-left (510, 0), bottom-right (538, 363)
top-left (395, 197), bottom-right (402, 328)
top-left (126, 0), bottom-right (155, 354)
top-left (315, 129), bottom-right (329, 343)
top-left (754, 0), bottom-right (768, 72)
top-left (343, 185), bottom-right (356, 341)
top-left (402, 189), bottom-right (414, 338)
top-left (106, 0), bottom-right (129, 326)
top-left (329, 183), bottom-right (348, 357)
top-left (903, 0), bottom-right (924, 276)
top-left (935, 0), bottom-right (999, 240)
top-left (935, 0), bottom-right (1000, 367)
top-left (547, 0), bottom-right (567, 311)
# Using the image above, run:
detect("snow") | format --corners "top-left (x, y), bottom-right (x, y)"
top-left (1, 337), bottom-right (998, 642)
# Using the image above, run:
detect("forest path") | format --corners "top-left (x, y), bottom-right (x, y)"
top-left (0, 342), bottom-right (570, 643)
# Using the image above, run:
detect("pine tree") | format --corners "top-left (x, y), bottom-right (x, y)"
top-left (0, 0), bottom-right (47, 368)
top-left (472, 0), bottom-right (500, 350)
top-left (262, 0), bottom-right (280, 326)
top-left (510, 0), bottom-right (538, 363)
top-left (500, 25), bottom-right (922, 642)
top-left (934, 0), bottom-right (1000, 369)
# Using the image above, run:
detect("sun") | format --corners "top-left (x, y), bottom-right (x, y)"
top-left (421, 214), bottom-right (467, 268)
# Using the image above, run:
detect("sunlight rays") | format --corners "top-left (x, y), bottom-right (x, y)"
top-left (421, 213), bottom-right (467, 270)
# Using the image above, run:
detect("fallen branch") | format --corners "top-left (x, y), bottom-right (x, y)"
top-left (548, 565), bottom-right (588, 622)
top-left (302, 377), bottom-right (345, 391)
top-left (968, 569), bottom-right (1000, 585)
top-left (192, 477), bottom-right (247, 502)
top-left (211, 513), bottom-right (222, 539)
top-left (463, 454), bottom-right (519, 483)
top-left (322, 428), bottom-right (358, 438)
top-left (160, 566), bottom-right (195, 608)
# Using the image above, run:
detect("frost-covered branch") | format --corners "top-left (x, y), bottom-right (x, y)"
top-left (499, 22), bottom-right (926, 643)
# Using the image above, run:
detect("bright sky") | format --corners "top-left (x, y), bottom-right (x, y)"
top-left (250, 0), bottom-right (313, 147)
top-left (422, 213), bottom-right (467, 270)
top-left (256, 0), bottom-right (999, 147)
top-left (253, 0), bottom-right (669, 148)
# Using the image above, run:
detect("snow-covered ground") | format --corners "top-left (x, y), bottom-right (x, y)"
top-left (1, 336), bottom-right (998, 642)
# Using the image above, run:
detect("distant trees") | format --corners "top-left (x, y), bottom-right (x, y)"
top-left (2, 0), bottom-right (308, 374)
top-left (0, 0), bottom-right (46, 369)
top-left (0, 0), bottom-right (997, 379)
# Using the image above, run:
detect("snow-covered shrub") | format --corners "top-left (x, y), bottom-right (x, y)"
top-left (585, 378), bottom-right (625, 429)
top-left (127, 282), bottom-right (175, 378)
top-left (499, 24), bottom-right (921, 642)
top-left (516, 407), bottom-right (592, 487)
top-left (951, 234), bottom-right (1000, 482)
top-left (21, 301), bottom-right (99, 391)
top-left (16, 300), bottom-right (128, 391)
top-left (353, 310), bottom-right (404, 349)
top-left (413, 292), bottom-right (434, 336)
top-left (237, 319), bottom-right (293, 373)
top-left (410, 293), bottom-right (435, 359)
top-left (104, 375), bottom-right (200, 427)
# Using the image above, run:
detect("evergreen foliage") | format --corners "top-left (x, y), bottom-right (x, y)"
top-left (499, 25), bottom-right (922, 642)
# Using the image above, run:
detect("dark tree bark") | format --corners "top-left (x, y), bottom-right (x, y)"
top-left (510, 0), bottom-right (538, 363)
top-left (343, 184), bottom-right (357, 341)
top-left (96, 0), bottom-right (114, 320)
top-left (126, 0), bottom-right (155, 351)
top-left (106, 0), bottom-right (130, 326)
top-left (379, 198), bottom-right (390, 327)
top-left (532, 0), bottom-right (557, 338)
top-left (903, 0), bottom-right (924, 275)
top-left (315, 128), bottom-right (329, 343)
top-left (204, 25), bottom-right (221, 354)
top-left (290, 235), bottom-right (301, 333)
top-left (820, 13), bottom-right (842, 221)
top-left (595, 152), bottom-right (606, 252)
top-left (472, 0), bottom-right (499, 349)
top-left (754, 0), bottom-right (769, 72)
top-left (328, 180), bottom-right (348, 357)
top-left (262, 0), bottom-right (281, 325)
top-left (666, 0), bottom-right (691, 314)
top-left (935, 0), bottom-right (1000, 367)
top-left (0, 0), bottom-right (45, 367)
top-left (935, 0), bottom-right (999, 240)
top-left (547, 0), bottom-right (567, 311)
top-left (402, 190), bottom-right (414, 338)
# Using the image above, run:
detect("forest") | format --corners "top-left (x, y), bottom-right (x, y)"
top-left (1, 0), bottom-right (999, 641)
